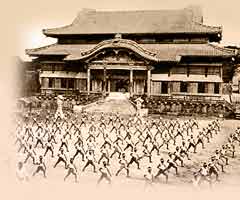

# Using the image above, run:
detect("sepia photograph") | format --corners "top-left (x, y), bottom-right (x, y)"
top-left (2, 0), bottom-right (240, 199)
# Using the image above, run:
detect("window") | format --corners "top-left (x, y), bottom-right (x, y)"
top-left (151, 81), bottom-right (161, 94)
top-left (198, 82), bottom-right (206, 93)
top-left (180, 82), bottom-right (188, 93)
top-left (49, 78), bottom-right (54, 88)
top-left (214, 83), bottom-right (220, 94)
top-left (79, 79), bottom-right (87, 91)
top-left (161, 82), bottom-right (168, 94)
top-left (61, 78), bottom-right (67, 88)
top-left (68, 79), bottom-right (74, 89)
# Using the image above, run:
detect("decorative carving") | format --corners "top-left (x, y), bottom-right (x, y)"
top-left (77, 39), bottom-right (159, 62)
top-left (114, 33), bottom-right (122, 39)
top-left (88, 49), bottom-right (145, 64)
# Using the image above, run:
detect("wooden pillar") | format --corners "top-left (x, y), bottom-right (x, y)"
top-left (76, 79), bottom-right (79, 90)
top-left (99, 80), bottom-right (102, 92)
top-left (159, 82), bottom-right (162, 94)
top-left (219, 65), bottom-right (223, 95)
top-left (40, 77), bottom-right (44, 88)
top-left (219, 83), bottom-right (223, 95)
top-left (66, 78), bottom-right (69, 90)
top-left (168, 82), bottom-right (171, 94)
top-left (147, 69), bottom-right (151, 97)
top-left (130, 69), bottom-right (133, 96)
top-left (103, 67), bottom-right (107, 97)
top-left (151, 81), bottom-right (155, 95)
top-left (40, 77), bottom-right (44, 94)
top-left (108, 80), bottom-right (110, 93)
top-left (220, 65), bottom-right (223, 79)
top-left (87, 68), bottom-right (90, 95)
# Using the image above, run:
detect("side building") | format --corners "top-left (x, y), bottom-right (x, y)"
top-left (15, 57), bottom-right (41, 97)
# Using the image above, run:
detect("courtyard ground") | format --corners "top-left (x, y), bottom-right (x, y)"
top-left (12, 116), bottom-right (240, 188)
top-left (2, 115), bottom-right (240, 200)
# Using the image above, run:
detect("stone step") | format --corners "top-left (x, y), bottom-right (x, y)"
top-left (106, 92), bottom-right (130, 100)
top-left (85, 93), bottom-right (136, 115)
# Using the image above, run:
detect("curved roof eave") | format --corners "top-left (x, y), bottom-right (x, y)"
top-left (63, 39), bottom-right (180, 62)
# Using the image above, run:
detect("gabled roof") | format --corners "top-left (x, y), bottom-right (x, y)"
top-left (43, 6), bottom-right (222, 36)
top-left (26, 39), bottom-right (236, 62)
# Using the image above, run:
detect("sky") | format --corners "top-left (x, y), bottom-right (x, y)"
top-left (5, 0), bottom-right (240, 61)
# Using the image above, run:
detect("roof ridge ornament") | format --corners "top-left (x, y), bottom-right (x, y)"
top-left (114, 33), bottom-right (122, 39)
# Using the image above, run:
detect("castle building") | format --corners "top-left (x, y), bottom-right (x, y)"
top-left (26, 6), bottom-right (237, 99)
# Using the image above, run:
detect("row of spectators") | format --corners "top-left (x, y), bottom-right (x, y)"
top-left (130, 95), bottom-right (233, 117)
top-left (17, 93), bottom-right (103, 114)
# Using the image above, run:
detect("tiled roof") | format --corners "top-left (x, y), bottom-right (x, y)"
top-left (26, 40), bottom-right (236, 62)
top-left (142, 43), bottom-right (236, 60)
top-left (43, 7), bottom-right (221, 36)
top-left (26, 40), bottom-right (236, 61)
top-left (26, 44), bottom-right (93, 56)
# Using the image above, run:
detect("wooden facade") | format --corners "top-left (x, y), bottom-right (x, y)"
top-left (37, 62), bottom-right (224, 97)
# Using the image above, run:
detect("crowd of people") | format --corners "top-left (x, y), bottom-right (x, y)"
top-left (13, 109), bottom-right (239, 187)
top-left (193, 126), bottom-right (240, 187)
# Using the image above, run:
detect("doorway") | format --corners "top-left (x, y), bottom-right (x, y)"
top-left (110, 79), bottom-right (129, 92)
top-left (161, 81), bottom-right (168, 94)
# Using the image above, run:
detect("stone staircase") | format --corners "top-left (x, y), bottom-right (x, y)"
top-left (84, 92), bottom-right (137, 115)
